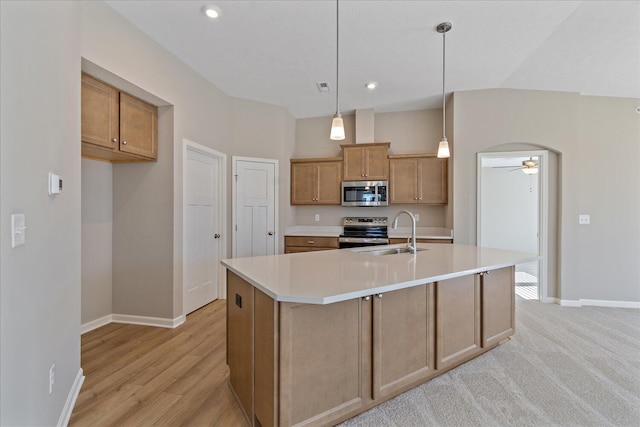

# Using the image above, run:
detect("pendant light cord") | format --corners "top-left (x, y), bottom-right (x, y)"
top-left (442, 29), bottom-right (446, 139)
top-left (335, 0), bottom-right (340, 114)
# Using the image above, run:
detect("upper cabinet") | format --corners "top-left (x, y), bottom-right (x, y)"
top-left (341, 142), bottom-right (390, 181)
top-left (81, 74), bottom-right (158, 162)
top-left (389, 154), bottom-right (448, 204)
top-left (291, 158), bottom-right (342, 205)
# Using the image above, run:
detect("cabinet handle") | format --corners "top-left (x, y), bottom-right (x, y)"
top-left (363, 296), bottom-right (371, 301)
top-left (214, 233), bottom-right (221, 238)
top-left (376, 293), bottom-right (383, 299)
top-left (122, 140), bottom-right (128, 145)
top-left (307, 241), bottom-right (315, 244)
top-left (111, 138), bottom-right (118, 143)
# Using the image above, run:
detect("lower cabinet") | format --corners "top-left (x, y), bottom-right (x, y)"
top-left (227, 267), bottom-right (514, 427)
top-left (284, 236), bottom-right (339, 254)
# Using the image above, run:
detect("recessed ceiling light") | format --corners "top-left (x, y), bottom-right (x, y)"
top-left (365, 82), bottom-right (378, 90)
top-left (202, 4), bottom-right (221, 19)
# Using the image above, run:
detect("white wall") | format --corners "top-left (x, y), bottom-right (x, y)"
top-left (453, 89), bottom-right (640, 304)
top-left (480, 165), bottom-right (539, 254)
top-left (1, 2), bottom-right (82, 425)
top-left (81, 159), bottom-right (113, 324)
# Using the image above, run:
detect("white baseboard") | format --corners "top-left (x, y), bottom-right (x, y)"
top-left (81, 314), bottom-right (113, 335)
top-left (58, 368), bottom-right (84, 427)
top-left (559, 299), bottom-right (640, 308)
top-left (112, 313), bottom-right (186, 328)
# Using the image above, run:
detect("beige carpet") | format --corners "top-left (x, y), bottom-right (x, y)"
top-left (339, 298), bottom-right (640, 427)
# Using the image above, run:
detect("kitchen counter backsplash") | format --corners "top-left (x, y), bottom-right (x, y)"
top-left (284, 225), bottom-right (453, 239)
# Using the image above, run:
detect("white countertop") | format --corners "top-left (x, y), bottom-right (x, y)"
top-left (221, 244), bottom-right (538, 305)
top-left (284, 226), bottom-right (453, 240)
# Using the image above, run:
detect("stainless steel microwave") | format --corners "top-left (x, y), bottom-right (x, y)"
top-left (341, 180), bottom-right (389, 207)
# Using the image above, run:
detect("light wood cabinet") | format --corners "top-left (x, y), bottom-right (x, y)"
top-left (290, 158), bottom-right (342, 205)
top-left (227, 266), bottom-right (515, 426)
top-left (372, 284), bottom-right (435, 400)
top-left (284, 236), bottom-right (339, 253)
top-left (389, 155), bottom-right (447, 204)
top-left (341, 142), bottom-right (390, 180)
top-left (435, 274), bottom-right (481, 370)
top-left (481, 266), bottom-right (515, 347)
top-left (81, 73), bottom-right (158, 162)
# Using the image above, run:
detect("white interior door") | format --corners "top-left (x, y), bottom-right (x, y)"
top-left (184, 141), bottom-right (226, 314)
top-left (233, 157), bottom-right (277, 258)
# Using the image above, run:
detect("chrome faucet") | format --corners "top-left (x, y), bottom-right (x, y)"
top-left (392, 210), bottom-right (417, 253)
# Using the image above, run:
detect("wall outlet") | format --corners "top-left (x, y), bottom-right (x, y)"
top-left (314, 214), bottom-right (320, 222)
top-left (49, 363), bottom-right (55, 394)
top-left (579, 214), bottom-right (590, 225)
top-left (415, 214), bottom-right (420, 222)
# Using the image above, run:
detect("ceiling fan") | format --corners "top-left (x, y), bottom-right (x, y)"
top-left (494, 157), bottom-right (539, 174)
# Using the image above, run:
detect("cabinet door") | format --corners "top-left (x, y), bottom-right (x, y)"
top-left (481, 267), bottom-right (515, 348)
top-left (290, 162), bottom-right (317, 204)
top-left (435, 275), bottom-right (481, 370)
top-left (119, 92), bottom-right (158, 160)
top-left (418, 157), bottom-right (447, 204)
top-left (389, 158), bottom-right (418, 204)
top-left (343, 146), bottom-right (366, 180)
top-left (365, 145), bottom-right (390, 180)
top-left (316, 161), bottom-right (342, 204)
top-left (372, 284), bottom-right (435, 400)
top-left (81, 74), bottom-right (119, 149)
top-left (279, 298), bottom-right (371, 426)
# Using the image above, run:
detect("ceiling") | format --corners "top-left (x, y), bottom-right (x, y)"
top-left (105, 0), bottom-right (640, 119)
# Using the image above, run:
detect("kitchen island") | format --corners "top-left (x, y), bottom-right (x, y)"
top-left (221, 243), bottom-right (537, 427)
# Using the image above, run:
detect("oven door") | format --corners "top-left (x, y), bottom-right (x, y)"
top-left (338, 237), bottom-right (389, 249)
top-left (342, 181), bottom-right (388, 207)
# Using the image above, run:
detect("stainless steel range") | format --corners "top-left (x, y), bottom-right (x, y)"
top-left (338, 217), bottom-right (389, 249)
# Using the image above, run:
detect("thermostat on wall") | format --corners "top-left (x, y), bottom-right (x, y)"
top-left (48, 173), bottom-right (63, 196)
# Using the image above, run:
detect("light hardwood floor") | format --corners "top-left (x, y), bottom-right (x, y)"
top-left (70, 300), bottom-right (250, 426)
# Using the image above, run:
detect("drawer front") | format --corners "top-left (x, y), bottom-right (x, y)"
top-left (285, 236), bottom-right (339, 248)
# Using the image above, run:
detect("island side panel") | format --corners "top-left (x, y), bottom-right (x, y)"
top-left (481, 266), bottom-right (516, 347)
top-left (227, 271), bottom-right (255, 422)
top-left (279, 298), bottom-right (371, 427)
top-left (435, 274), bottom-right (481, 370)
top-left (372, 283), bottom-right (435, 400)
top-left (254, 287), bottom-right (279, 427)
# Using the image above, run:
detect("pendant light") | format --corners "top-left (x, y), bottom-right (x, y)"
top-left (330, 0), bottom-right (345, 140)
top-left (436, 22), bottom-right (452, 158)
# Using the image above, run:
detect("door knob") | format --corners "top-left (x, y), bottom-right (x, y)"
top-left (214, 233), bottom-right (221, 238)
top-left (268, 231), bottom-right (274, 236)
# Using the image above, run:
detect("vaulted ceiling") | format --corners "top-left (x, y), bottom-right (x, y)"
top-left (106, 0), bottom-right (640, 118)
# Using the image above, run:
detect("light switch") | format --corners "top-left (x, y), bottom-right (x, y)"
top-left (579, 214), bottom-right (590, 225)
top-left (415, 214), bottom-right (420, 222)
top-left (48, 173), bottom-right (63, 196)
top-left (11, 214), bottom-right (26, 248)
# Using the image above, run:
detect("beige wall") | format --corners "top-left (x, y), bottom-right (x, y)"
top-left (81, 159), bottom-right (113, 324)
top-left (452, 88), bottom-right (640, 303)
top-left (1, 2), bottom-right (81, 425)
top-left (294, 109), bottom-right (448, 227)
top-left (80, 1), bottom-right (296, 321)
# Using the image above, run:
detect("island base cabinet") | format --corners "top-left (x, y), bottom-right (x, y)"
top-left (481, 266), bottom-right (515, 347)
top-left (435, 275), bottom-right (482, 371)
top-left (372, 284), bottom-right (435, 400)
top-left (279, 299), bottom-right (371, 426)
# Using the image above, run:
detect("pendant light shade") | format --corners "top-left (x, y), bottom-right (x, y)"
top-left (330, 0), bottom-right (345, 140)
top-left (436, 22), bottom-right (452, 158)
top-left (330, 113), bottom-right (345, 140)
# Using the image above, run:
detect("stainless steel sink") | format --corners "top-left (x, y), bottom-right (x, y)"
top-left (355, 247), bottom-right (426, 256)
